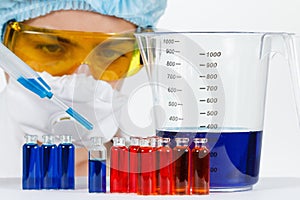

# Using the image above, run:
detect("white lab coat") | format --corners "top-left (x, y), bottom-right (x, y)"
top-left (0, 87), bottom-right (23, 177)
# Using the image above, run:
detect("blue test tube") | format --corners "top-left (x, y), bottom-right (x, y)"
top-left (41, 135), bottom-right (58, 189)
top-left (88, 137), bottom-right (107, 193)
top-left (22, 134), bottom-right (41, 190)
top-left (58, 135), bottom-right (75, 189)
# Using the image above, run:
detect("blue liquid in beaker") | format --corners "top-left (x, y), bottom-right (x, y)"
top-left (89, 159), bottom-right (106, 193)
top-left (22, 143), bottom-right (41, 190)
top-left (157, 130), bottom-right (262, 191)
top-left (41, 144), bottom-right (58, 189)
top-left (58, 143), bottom-right (75, 189)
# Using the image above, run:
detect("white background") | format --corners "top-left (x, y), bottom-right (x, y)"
top-left (157, 0), bottom-right (300, 178)
top-left (0, 0), bottom-right (300, 179)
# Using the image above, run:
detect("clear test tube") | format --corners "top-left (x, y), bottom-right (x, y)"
top-left (88, 136), bottom-right (107, 193)
top-left (128, 136), bottom-right (140, 193)
top-left (173, 138), bottom-right (191, 195)
top-left (191, 138), bottom-right (210, 195)
top-left (137, 138), bottom-right (156, 195)
top-left (41, 135), bottom-right (58, 189)
top-left (22, 134), bottom-right (41, 190)
top-left (156, 137), bottom-right (173, 195)
top-left (110, 137), bottom-right (128, 193)
top-left (58, 135), bottom-right (75, 189)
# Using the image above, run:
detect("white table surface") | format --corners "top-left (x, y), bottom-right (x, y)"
top-left (1, 177), bottom-right (300, 200)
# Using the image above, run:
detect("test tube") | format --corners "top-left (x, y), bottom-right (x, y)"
top-left (156, 137), bottom-right (173, 195)
top-left (137, 138), bottom-right (156, 195)
top-left (22, 134), bottom-right (41, 190)
top-left (191, 138), bottom-right (210, 195)
top-left (88, 137), bottom-right (107, 193)
top-left (173, 138), bottom-right (191, 195)
top-left (128, 137), bottom-right (140, 193)
top-left (149, 136), bottom-right (160, 194)
top-left (41, 135), bottom-right (58, 189)
top-left (58, 135), bottom-right (75, 189)
top-left (110, 137), bottom-right (129, 193)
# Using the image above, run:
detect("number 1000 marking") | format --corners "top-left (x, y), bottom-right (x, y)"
top-left (207, 52), bottom-right (222, 57)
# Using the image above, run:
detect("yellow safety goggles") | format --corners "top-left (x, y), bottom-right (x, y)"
top-left (3, 21), bottom-right (143, 81)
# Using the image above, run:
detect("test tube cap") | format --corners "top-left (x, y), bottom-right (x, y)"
top-left (157, 137), bottom-right (170, 147)
top-left (112, 137), bottom-right (126, 146)
top-left (130, 136), bottom-right (141, 146)
top-left (42, 135), bottom-right (55, 144)
top-left (59, 135), bottom-right (72, 144)
top-left (24, 134), bottom-right (38, 143)
top-left (162, 137), bottom-right (171, 143)
top-left (149, 136), bottom-right (161, 147)
top-left (175, 137), bottom-right (189, 144)
top-left (193, 138), bottom-right (208, 144)
top-left (91, 136), bottom-right (104, 146)
top-left (140, 138), bottom-right (150, 147)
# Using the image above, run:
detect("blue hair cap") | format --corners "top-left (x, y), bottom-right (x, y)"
top-left (0, 0), bottom-right (167, 29)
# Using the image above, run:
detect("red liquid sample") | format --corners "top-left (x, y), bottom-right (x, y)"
top-left (110, 145), bottom-right (129, 193)
top-left (173, 146), bottom-right (191, 195)
top-left (149, 136), bottom-right (160, 194)
top-left (137, 146), bottom-right (156, 195)
top-left (191, 145), bottom-right (210, 194)
top-left (129, 145), bottom-right (139, 193)
top-left (156, 145), bottom-right (173, 195)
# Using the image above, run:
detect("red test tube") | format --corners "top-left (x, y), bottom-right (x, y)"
top-left (191, 138), bottom-right (210, 195)
top-left (156, 137), bottom-right (173, 195)
top-left (149, 136), bottom-right (160, 194)
top-left (128, 137), bottom-right (140, 193)
top-left (137, 138), bottom-right (156, 195)
top-left (173, 138), bottom-right (191, 195)
top-left (110, 137), bottom-right (128, 193)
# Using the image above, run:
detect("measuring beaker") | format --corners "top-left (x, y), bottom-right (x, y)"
top-left (135, 32), bottom-right (290, 192)
top-left (287, 34), bottom-right (300, 130)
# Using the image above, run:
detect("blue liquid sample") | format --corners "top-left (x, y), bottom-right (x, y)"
top-left (89, 159), bottom-right (106, 193)
top-left (41, 144), bottom-right (58, 189)
top-left (157, 130), bottom-right (262, 191)
top-left (22, 143), bottom-right (41, 190)
top-left (58, 143), bottom-right (75, 189)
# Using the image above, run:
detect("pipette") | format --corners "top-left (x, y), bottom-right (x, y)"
top-left (0, 42), bottom-right (93, 131)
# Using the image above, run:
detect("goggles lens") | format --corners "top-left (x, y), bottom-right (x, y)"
top-left (3, 21), bottom-right (143, 81)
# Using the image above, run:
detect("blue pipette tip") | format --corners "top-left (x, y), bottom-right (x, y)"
top-left (66, 108), bottom-right (93, 130)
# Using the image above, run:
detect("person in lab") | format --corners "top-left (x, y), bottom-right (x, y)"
top-left (0, 0), bottom-right (167, 177)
